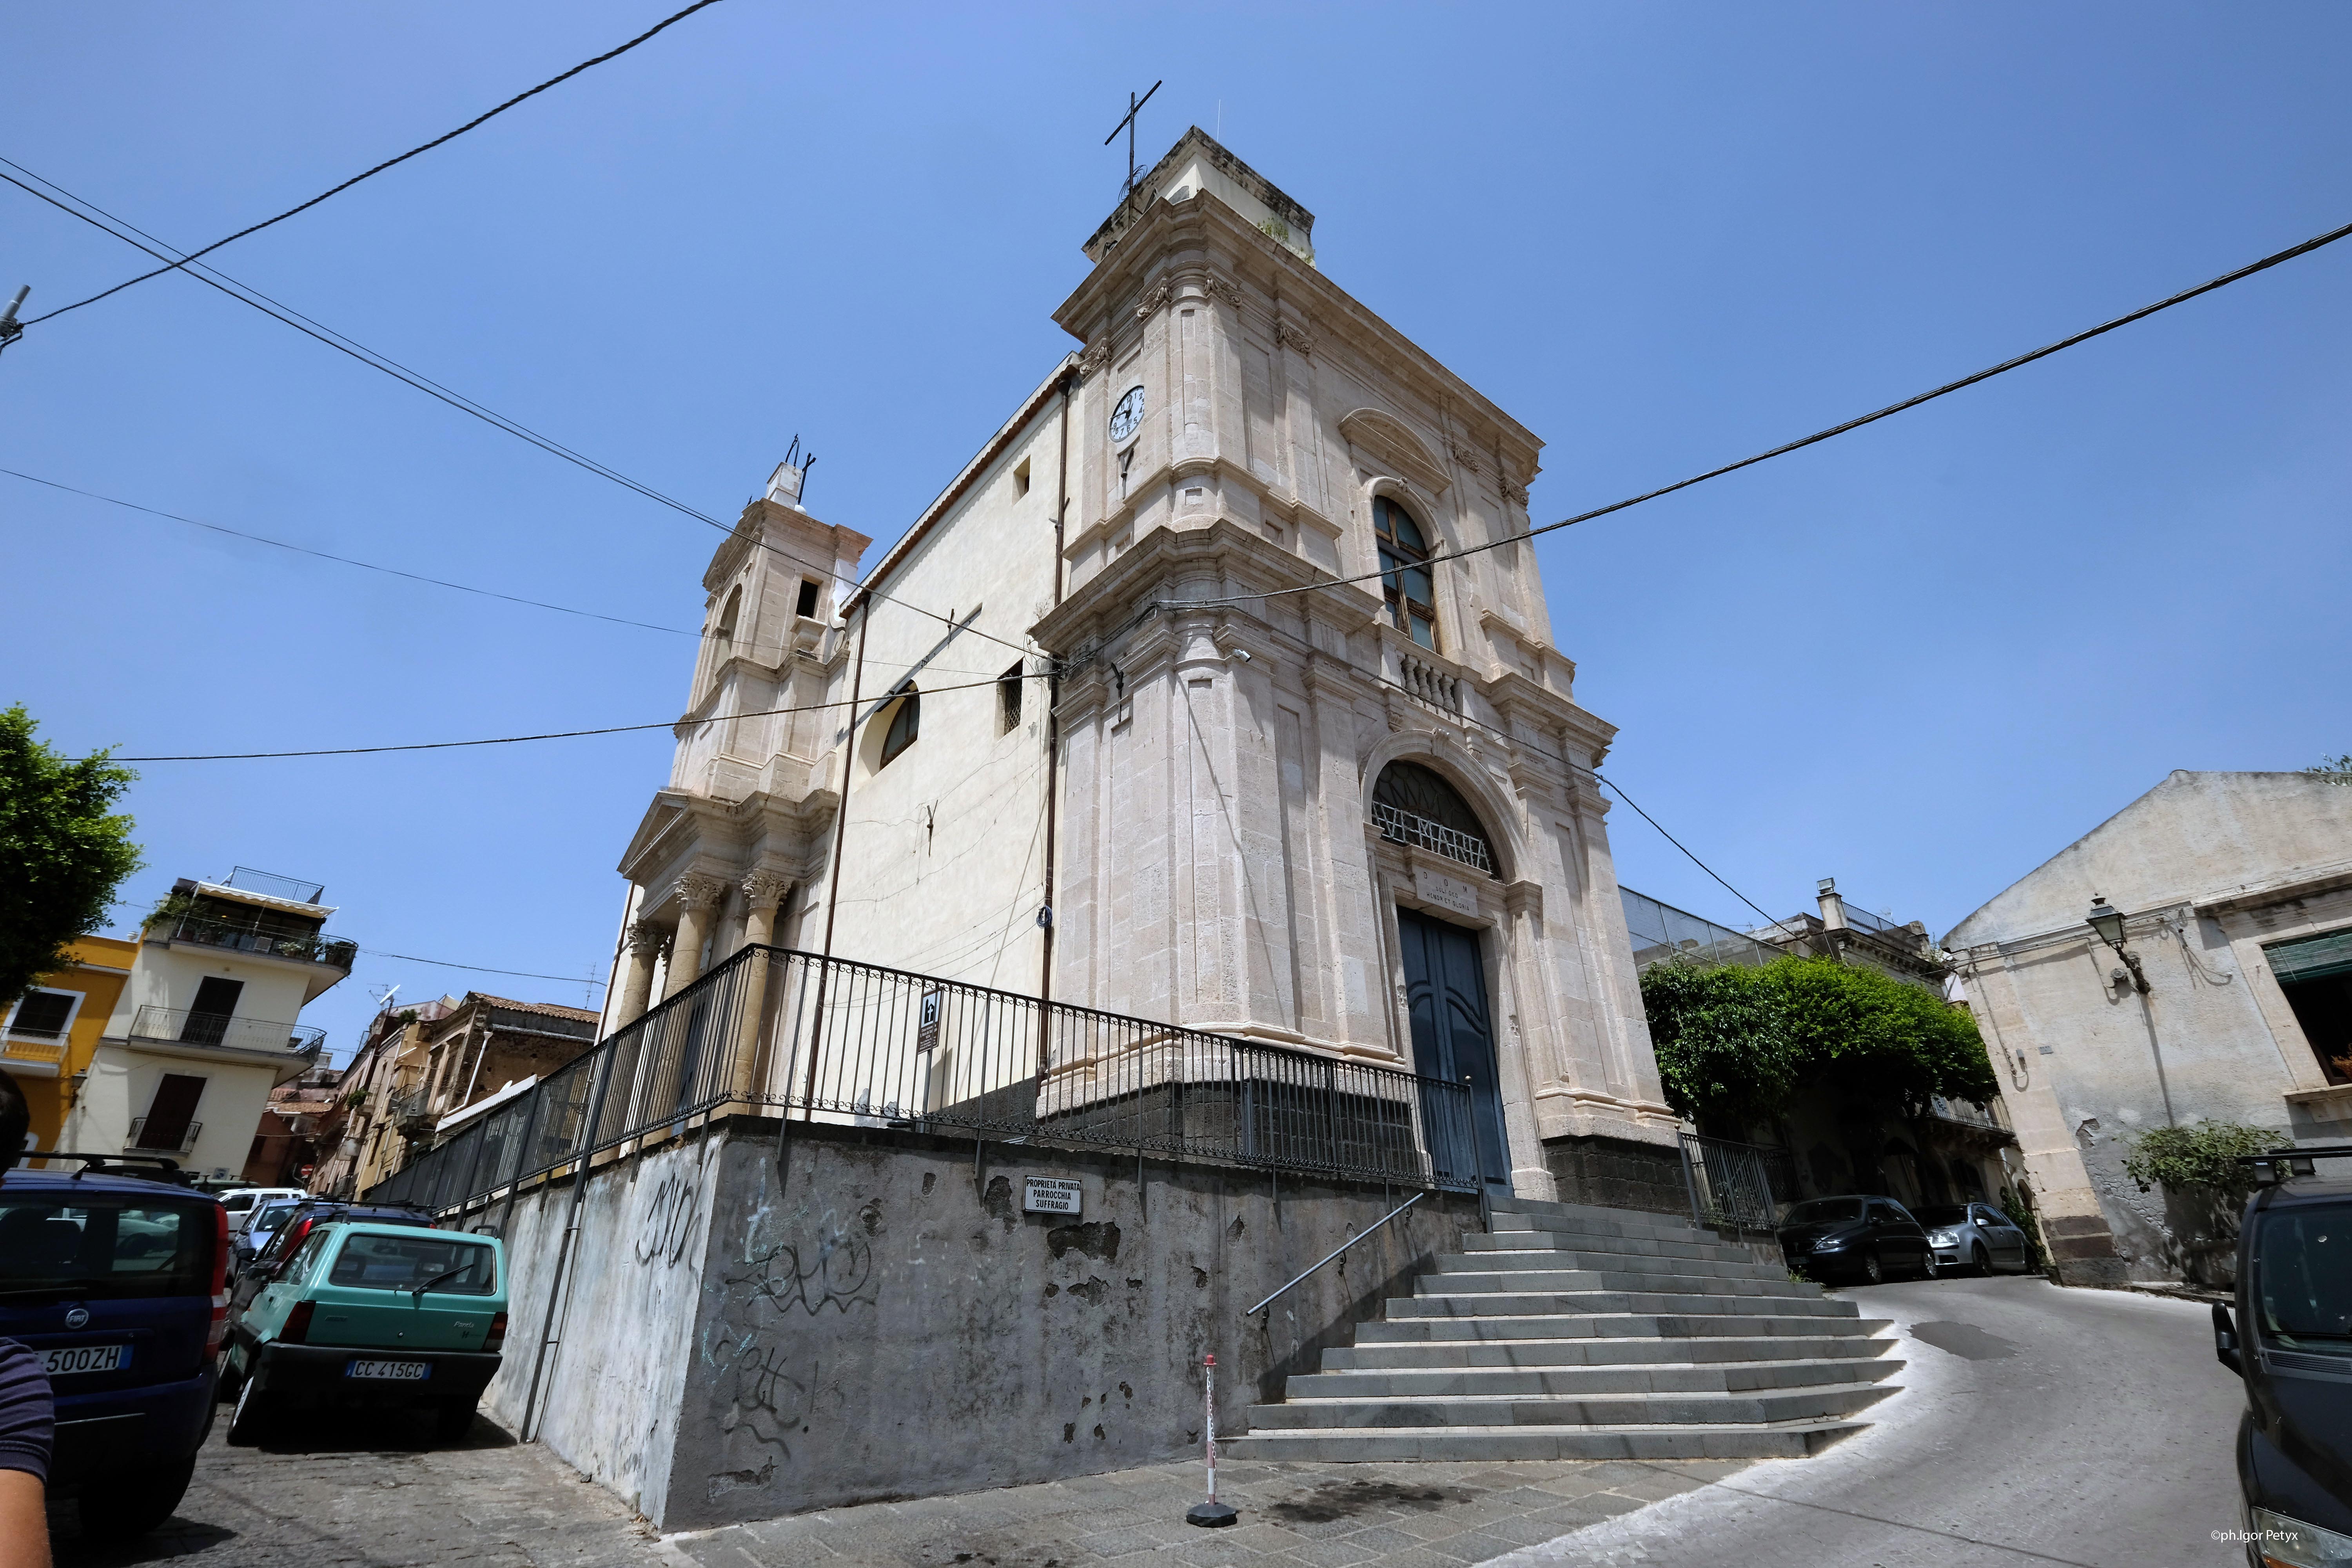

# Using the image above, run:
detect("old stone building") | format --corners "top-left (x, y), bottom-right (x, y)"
top-left (608, 128), bottom-right (1675, 1208)
top-left (1945, 769), bottom-right (2352, 1283)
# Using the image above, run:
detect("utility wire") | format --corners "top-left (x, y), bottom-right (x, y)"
top-left (0, 160), bottom-right (1042, 664)
top-left (114, 673), bottom-right (1022, 761)
top-left (20, 0), bottom-right (730, 325)
top-left (4, 467), bottom-right (694, 637)
top-left (359, 949), bottom-right (608, 988)
top-left (1176, 212), bottom-right (2352, 611)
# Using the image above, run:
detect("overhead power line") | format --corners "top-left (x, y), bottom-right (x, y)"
top-left (1180, 212), bottom-right (2352, 612)
top-left (0, 160), bottom-right (1040, 664)
top-left (113, 672), bottom-right (1026, 761)
top-left (359, 949), bottom-right (608, 988)
top-left (21, 0), bottom-right (730, 325)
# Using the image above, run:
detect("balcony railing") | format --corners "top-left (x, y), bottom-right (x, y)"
top-left (127, 1118), bottom-right (202, 1154)
top-left (390, 1087), bottom-right (436, 1129)
top-left (367, 943), bottom-right (1480, 1215)
top-left (1372, 801), bottom-right (1495, 877)
top-left (129, 1005), bottom-right (325, 1055)
top-left (154, 914), bottom-right (356, 969)
top-left (1929, 1094), bottom-right (2011, 1133)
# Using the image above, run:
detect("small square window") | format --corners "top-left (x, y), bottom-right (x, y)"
top-left (7, 990), bottom-right (75, 1039)
top-left (795, 580), bottom-right (821, 619)
top-left (1013, 459), bottom-right (1031, 499)
top-left (999, 661), bottom-right (1025, 733)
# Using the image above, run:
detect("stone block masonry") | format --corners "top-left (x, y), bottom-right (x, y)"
top-left (479, 1112), bottom-right (1480, 1531)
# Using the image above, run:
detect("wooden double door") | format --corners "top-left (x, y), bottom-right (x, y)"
top-left (1396, 907), bottom-right (1512, 1196)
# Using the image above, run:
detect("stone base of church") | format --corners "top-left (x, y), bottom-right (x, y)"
top-left (1541, 1133), bottom-right (1690, 1217)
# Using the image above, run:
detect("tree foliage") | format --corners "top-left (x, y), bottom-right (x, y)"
top-left (2305, 753), bottom-right (2352, 785)
top-left (0, 706), bottom-right (140, 1006)
top-left (1640, 954), bottom-right (1999, 1130)
top-left (2121, 1120), bottom-right (2279, 1201)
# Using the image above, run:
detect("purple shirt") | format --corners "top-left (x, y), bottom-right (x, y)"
top-left (0, 1339), bottom-right (53, 1484)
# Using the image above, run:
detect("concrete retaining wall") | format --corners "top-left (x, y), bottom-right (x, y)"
top-left (473, 1114), bottom-right (1481, 1530)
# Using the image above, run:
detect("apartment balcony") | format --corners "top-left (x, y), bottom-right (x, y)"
top-left (1926, 1094), bottom-right (2016, 1149)
top-left (390, 1086), bottom-right (437, 1133)
top-left (126, 1117), bottom-right (202, 1155)
top-left (152, 913), bottom-right (357, 971)
top-left (128, 1005), bottom-right (326, 1057)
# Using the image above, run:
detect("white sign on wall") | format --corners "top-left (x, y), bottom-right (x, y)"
top-left (1022, 1176), bottom-right (1083, 1215)
top-left (1413, 863), bottom-right (1481, 918)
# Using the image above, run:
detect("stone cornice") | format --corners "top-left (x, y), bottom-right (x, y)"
top-left (1052, 192), bottom-right (1542, 476)
top-left (1032, 517), bottom-right (1383, 656)
top-left (1064, 453), bottom-right (1343, 563)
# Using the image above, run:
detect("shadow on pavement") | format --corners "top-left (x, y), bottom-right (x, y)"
top-left (47, 1511), bottom-right (238, 1567)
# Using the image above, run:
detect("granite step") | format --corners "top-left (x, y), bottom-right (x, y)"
top-left (1460, 1230), bottom-right (1771, 1266)
top-left (1247, 1379), bottom-right (1897, 1430)
top-left (1285, 1356), bottom-right (1905, 1400)
top-left (1416, 1266), bottom-right (1822, 1298)
top-left (1324, 1330), bottom-right (1895, 1370)
top-left (1387, 1289), bottom-right (1861, 1319)
top-left (1222, 1418), bottom-right (1870, 1463)
top-left (1354, 1310), bottom-right (1876, 1343)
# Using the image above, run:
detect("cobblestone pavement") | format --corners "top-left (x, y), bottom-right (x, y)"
top-left (48, 1401), bottom-right (670, 1568)
top-left (664, 1456), bottom-right (1749, 1568)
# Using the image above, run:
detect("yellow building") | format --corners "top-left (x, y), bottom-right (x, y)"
top-left (2, 934), bottom-right (138, 1155)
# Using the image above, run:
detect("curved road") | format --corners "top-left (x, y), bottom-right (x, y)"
top-left (1506, 1273), bottom-right (2249, 1568)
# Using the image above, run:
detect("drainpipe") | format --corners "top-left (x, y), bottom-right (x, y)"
top-left (520, 1035), bottom-right (619, 1443)
top-left (803, 602), bottom-right (870, 1113)
top-left (1038, 370), bottom-right (1073, 1067)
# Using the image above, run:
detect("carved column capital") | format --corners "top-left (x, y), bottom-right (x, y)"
top-left (671, 872), bottom-right (729, 912)
top-left (1133, 280), bottom-right (1172, 319)
top-left (1276, 319), bottom-right (1315, 357)
top-left (740, 870), bottom-right (791, 910)
top-left (1079, 339), bottom-right (1111, 377)
top-left (625, 920), bottom-right (671, 958)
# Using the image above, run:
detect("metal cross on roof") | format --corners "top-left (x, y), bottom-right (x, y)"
top-left (1103, 80), bottom-right (1164, 203)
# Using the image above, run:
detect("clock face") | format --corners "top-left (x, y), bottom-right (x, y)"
top-left (1109, 386), bottom-right (1146, 444)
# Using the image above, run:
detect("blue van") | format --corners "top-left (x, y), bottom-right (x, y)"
top-left (0, 1153), bottom-right (227, 1542)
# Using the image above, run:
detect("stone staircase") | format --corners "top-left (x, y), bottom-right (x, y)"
top-left (1225, 1198), bottom-right (1901, 1462)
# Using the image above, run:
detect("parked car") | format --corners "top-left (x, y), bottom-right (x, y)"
top-left (1777, 1195), bottom-right (1933, 1284)
top-left (219, 1185), bottom-right (304, 1226)
top-left (228, 1198), bottom-right (439, 1322)
top-left (1912, 1202), bottom-right (2038, 1276)
top-left (232, 1198), bottom-right (307, 1274)
top-left (2214, 1152), bottom-right (2352, 1567)
top-left (0, 1152), bottom-right (227, 1542)
top-left (222, 1222), bottom-right (506, 1445)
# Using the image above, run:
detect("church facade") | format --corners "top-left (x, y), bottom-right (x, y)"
top-left (610, 131), bottom-right (1679, 1206)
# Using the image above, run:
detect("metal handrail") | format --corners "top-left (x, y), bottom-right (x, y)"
top-left (1247, 1192), bottom-right (1425, 1318)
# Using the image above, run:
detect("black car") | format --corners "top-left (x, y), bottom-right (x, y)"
top-left (225, 1198), bottom-right (439, 1332)
top-left (2215, 1152), bottom-right (2352, 1566)
top-left (0, 1153), bottom-right (227, 1542)
top-left (1777, 1194), bottom-right (1933, 1285)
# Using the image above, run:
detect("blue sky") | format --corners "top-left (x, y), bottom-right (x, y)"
top-left (5, 3), bottom-right (2348, 1060)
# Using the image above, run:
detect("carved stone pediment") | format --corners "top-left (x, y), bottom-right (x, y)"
top-left (1339, 408), bottom-right (1450, 497)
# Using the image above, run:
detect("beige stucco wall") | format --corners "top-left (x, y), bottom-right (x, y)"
top-left (1947, 770), bottom-right (2352, 1282)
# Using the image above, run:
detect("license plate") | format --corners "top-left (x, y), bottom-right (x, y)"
top-left (345, 1359), bottom-right (432, 1381)
top-left (42, 1344), bottom-right (128, 1376)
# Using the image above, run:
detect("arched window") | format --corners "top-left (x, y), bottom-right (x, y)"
top-left (713, 585), bottom-right (742, 653)
top-left (1374, 497), bottom-right (1438, 650)
top-left (878, 685), bottom-right (920, 768)
top-left (1373, 760), bottom-right (1494, 877)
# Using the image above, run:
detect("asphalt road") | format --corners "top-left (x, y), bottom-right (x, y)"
top-left (1501, 1273), bottom-right (2251, 1568)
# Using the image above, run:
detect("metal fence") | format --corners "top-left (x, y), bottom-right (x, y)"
top-left (1679, 1133), bottom-right (1796, 1233)
top-left (367, 943), bottom-right (1479, 1214)
top-left (1621, 887), bottom-right (1785, 973)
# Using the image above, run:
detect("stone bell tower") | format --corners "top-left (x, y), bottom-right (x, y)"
top-left (611, 456), bottom-right (871, 1023)
top-left (1030, 129), bottom-right (1681, 1206)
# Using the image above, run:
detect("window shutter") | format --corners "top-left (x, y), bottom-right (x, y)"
top-left (2265, 929), bottom-right (2352, 985)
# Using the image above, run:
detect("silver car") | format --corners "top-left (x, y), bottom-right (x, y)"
top-left (1915, 1201), bottom-right (2036, 1275)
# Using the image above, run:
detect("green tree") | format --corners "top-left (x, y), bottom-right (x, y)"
top-left (2120, 1120), bottom-right (2278, 1203)
top-left (0, 706), bottom-right (140, 1005)
top-left (1638, 953), bottom-right (2000, 1131)
top-left (2305, 753), bottom-right (2352, 785)
top-left (1639, 960), bottom-right (1798, 1128)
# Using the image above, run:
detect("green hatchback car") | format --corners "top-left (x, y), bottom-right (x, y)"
top-left (220, 1221), bottom-right (506, 1444)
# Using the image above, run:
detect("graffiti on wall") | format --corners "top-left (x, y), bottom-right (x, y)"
top-left (635, 1164), bottom-right (703, 1267)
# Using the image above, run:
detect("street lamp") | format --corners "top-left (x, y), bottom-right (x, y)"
top-left (2086, 896), bottom-right (2149, 994)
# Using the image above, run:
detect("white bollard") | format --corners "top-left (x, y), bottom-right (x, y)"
top-left (1185, 1351), bottom-right (1238, 1527)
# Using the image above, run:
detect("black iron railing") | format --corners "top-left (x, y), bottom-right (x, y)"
top-left (367, 944), bottom-right (1479, 1212)
top-left (129, 1005), bottom-right (325, 1054)
top-left (1679, 1133), bottom-right (1796, 1233)
top-left (156, 914), bottom-right (357, 969)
